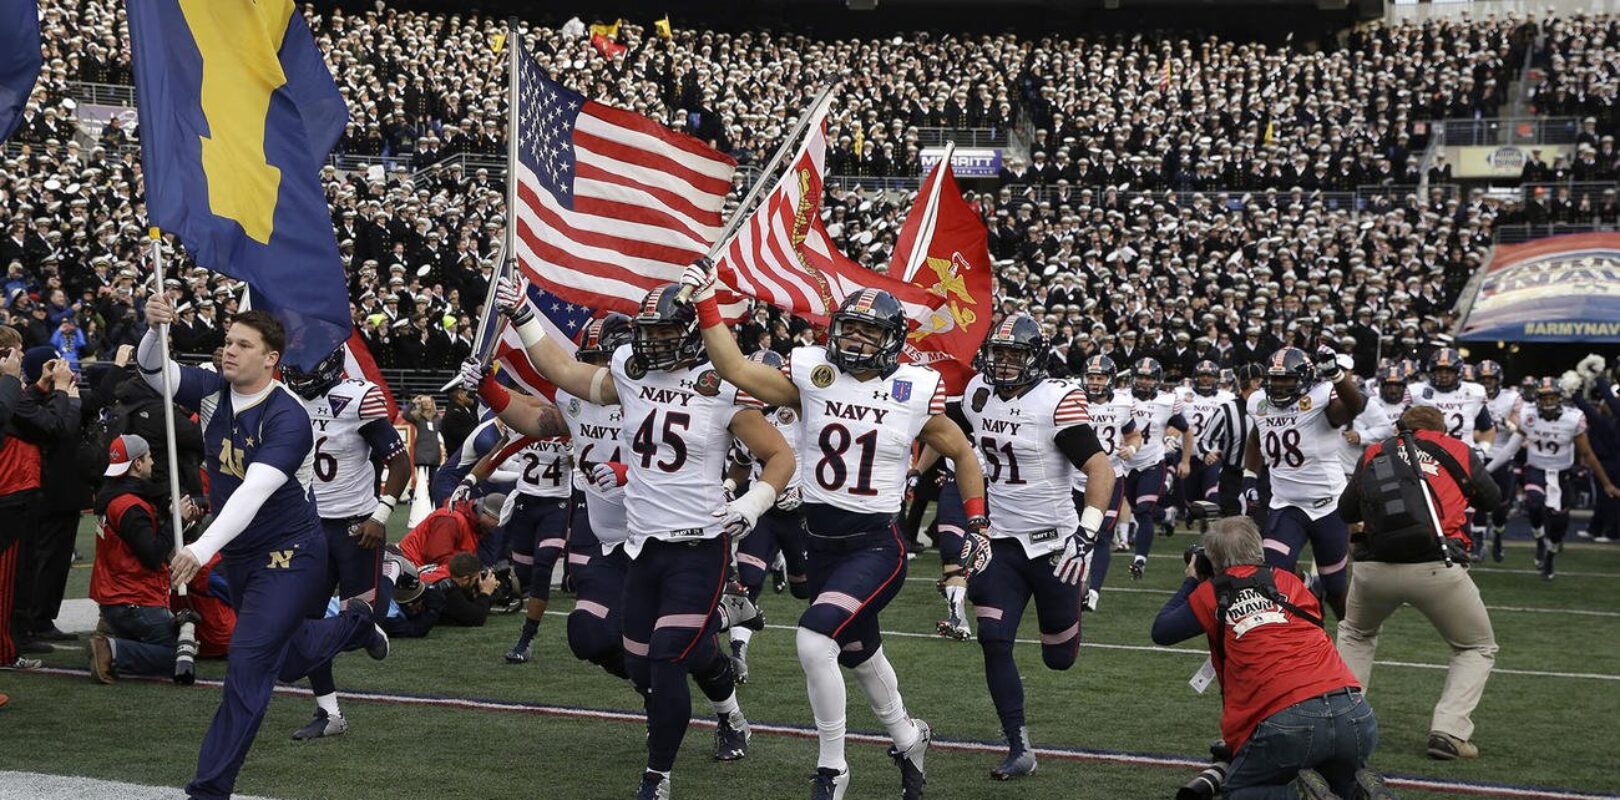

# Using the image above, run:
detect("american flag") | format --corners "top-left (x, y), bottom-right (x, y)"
top-left (493, 283), bottom-right (595, 401)
top-left (511, 48), bottom-right (746, 319)
top-left (712, 98), bottom-right (943, 325)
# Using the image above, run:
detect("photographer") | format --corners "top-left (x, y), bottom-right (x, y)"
top-left (1336, 406), bottom-right (1502, 762)
top-left (1153, 517), bottom-right (1387, 799)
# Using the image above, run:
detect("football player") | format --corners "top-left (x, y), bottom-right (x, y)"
top-left (686, 266), bottom-right (985, 800)
top-left (1183, 360), bottom-right (1232, 522)
top-left (910, 421), bottom-right (975, 642)
top-left (280, 348), bottom-right (412, 741)
top-left (962, 316), bottom-right (1113, 779)
top-left (1410, 349), bottom-right (1496, 559)
top-left (1123, 358), bottom-right (1194, 580)
top-left (491, 427), bottom-right (572, 664)
top-left (1477, 360), bottom-right (1521, 561)
top-left (1487, 379), bottom-right (1620, 579)
top-left (491, 279), bottom-right (791, 800)
top-left (1243, 347), bottom-right (1364, 618)
top-left (1075, 354), bottom-right (1139, 612)
top-left (434, 412), bottom-right (509, 506)
top-left (726, 347), bottom-right (809, 684)
top-left (1366, 364), bottom-right (1411, 425)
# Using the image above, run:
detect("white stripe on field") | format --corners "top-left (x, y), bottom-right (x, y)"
top-left (26, 670), bottom-right (1614, 800)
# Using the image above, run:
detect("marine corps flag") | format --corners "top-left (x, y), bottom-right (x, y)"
top-left (891, 149), bottom-right (992, 396)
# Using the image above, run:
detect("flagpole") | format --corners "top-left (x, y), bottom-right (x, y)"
top-left (900, 140), bottom-right (954, 282)
top-left (147, 228), bottom-right (197, 683)
top-left (465, 16), bottom-right (522, 387)
top-left (676, 83), bottom-right (837, 303)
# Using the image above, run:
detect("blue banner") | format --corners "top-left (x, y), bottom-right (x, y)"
top-left (0, 0), bottom-right (41, 142)
top-left (127, 0), bottom-right (351, 370)
top-left (1457, 233), bottom-right (1620, 343)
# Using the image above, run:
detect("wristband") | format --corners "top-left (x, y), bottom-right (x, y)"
top-left (478, 372), bottom-right (511, 414)
top-left (588, 367), bottom-right (610, 405)
top-left (963, 496), bottom-right (986, 519)
top-left (368, 498), bottom-right (394, 526)
top-left (514, 315), bottom-right (546, 348)
top-left (1243, 469), bottom-right (1258, 480)
top-left (696, 295), bottom-right (723, 328)
top-left (721, 478), bottom-right (738, 495)
top-left (1079, 506), bottom-right (1105, 535)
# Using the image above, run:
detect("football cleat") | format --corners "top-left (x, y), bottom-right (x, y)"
top-left (634, 771), bottom-right (671, 800)
top-left (730, 640), bottom-right (750, 685)
top-left (714, 710), bottom-right (751, 761)
top-left (1129, 555), bottom-right (1146, 581)
top-left (771, 552), bottom-right (789, 594)
top-left (291, 708), bottom-right (348, 741)
top-left (991, 727), bottom-right (1037, 780)
top-left (809, 767), bottom-right (849, 800)
top-left (0, 657), bottom-right (41, 671)
top-left (889, 719), bottom-right (931, 800)
top-left (504, 642), bottom-right (532, 664)
top-left (936, 613), bottom-right (972, 642)
top-left (1083, 589), bottom-right (1100, 614)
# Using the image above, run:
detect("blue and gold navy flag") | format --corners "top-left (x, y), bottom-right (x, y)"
top-left (127, 0), bottom-right (351, 370)
top-left (0, 0), bottom-right (42, 142)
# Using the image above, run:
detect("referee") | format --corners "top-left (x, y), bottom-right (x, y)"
top-left (139, 296), bottom-right (389, 800)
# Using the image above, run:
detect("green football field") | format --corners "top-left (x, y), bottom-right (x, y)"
top-left (3, 518), bottom-right (1618, 800)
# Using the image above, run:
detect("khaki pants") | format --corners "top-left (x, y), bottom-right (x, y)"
top-left (1335, 560), bottom-right (1498, 741)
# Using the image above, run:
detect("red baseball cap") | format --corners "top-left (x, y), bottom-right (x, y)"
top-left (105, 434), bottom-right (151, 477)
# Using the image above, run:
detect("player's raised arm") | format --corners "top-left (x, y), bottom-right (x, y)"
top-left (493, 277), bottom-right (617, 406)
top-left (137, 293), bottom-right (226, 407)
top-left (681, 260), bottom-right (800, 409)
top-left (1319, 350), bottom-right (1365, 427)
top-left (458, 359), bottom-right (568, 439)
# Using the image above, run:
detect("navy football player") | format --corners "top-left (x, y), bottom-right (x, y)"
top-left (686, 264), bottom-right (985, 800)
top-left (280, 348), bottom-right (412, 740)
top-left (962, 316), bottom-right (1113, 779)
top-left (491, 278), bottom-right (791, 800)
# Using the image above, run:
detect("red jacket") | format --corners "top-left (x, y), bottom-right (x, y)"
top-left (1188, 566), bottom-right (1360, 753)
top-left (399, 503), bottom-right (481, 579)
top-left (1347, 429), bottom-right (1500, 550)
top-left (0, 377), bottom-right (78, 498)
top-left (91, 492), bottom-right (171, 608)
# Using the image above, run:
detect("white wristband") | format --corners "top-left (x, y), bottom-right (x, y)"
top-left (1079, 506), bottom-right (1105, 536)
top-left (733, 482), bottom-right (777, 522)
top-left (588, 367), bottom-right (610, 405)
top-left (1243, 468), bottom-right (1258, 480)
top-left (515, 315), bottom-right (546, 348)
top-left (369, 497), bottom-right (395, 525)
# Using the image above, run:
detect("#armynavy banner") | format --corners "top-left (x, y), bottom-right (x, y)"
top-left (1457, 232), bottom-right (1620, 343)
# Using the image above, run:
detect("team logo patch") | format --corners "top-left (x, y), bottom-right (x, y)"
top-left (777, 407), bottom-right (797, 425)
top-left (568, 398), bottom-right (581, 416)
top-left (1298, 396), bottom-right (1313, 411)
top-left (328, 396), bottom-right (351, 416)
top-left (625, 355), bottom-right (648, 380)
top-left (891, 379), bottom-right (912, 402)
top-left (971, 386), bottom-right (989, 413)
top-left (811, 364), bottom-right (836, 388)
top-left (694, 369), bottom-right (721, 397)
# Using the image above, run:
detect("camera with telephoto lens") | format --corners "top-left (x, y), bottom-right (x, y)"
top-left (1176, 739), bottom-right (1233, 800)
top-left (1185, 545), bottom-right (1214, 581)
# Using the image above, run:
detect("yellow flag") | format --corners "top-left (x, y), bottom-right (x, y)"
top-left (1264, 120), bottom-right (1275, 145)
top-left (491, 30), bottom-right (507, 54)
top-left (654, 15), bottom-right (672, 39)
top-left (589, 19), bottom-right (621, 40)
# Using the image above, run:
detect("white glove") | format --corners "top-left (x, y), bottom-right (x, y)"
top-left (591, 462), bottom-right (627, 491)
top-left (449, 478), bottom-right (476, 504)
top-left (680, 258), bottom-right (716, 302)
top-left (1559, 370), bottom-right (1583, 397)
top-left (1053, 533), bottom-right (1092, 586)
top-left (1578, 353), bottom-right (1606, 379)
top-left (458, 357), bottom-right (485, 392)
top-left (495, 276), bottom-right (531, 323)
top-left (717, 482), bottom-right (775, 540)
top-left (774, 485), bottom-right (802, 512)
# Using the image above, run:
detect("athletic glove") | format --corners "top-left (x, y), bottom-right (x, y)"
top-left (591, 462), bottom-right (628, 491)
top-left (1240, 473), bottom-right (1260, 515)
top-left (718, 483), bottom-right (776, 540)
top-left (1052, 532), bottom-right (1093, 586)
top-left (679, 257), bottom-right (717, 303)
top-left (449, 477), bottom-right (476, 504)
top-left (458, 357), bottom-right (486, 393)
top-left (495, 276), bottom-right (532, 324)
top-left (774, 485), bottom-right (802, 512)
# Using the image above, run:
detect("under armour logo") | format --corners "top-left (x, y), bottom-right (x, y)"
top-left (266, 550), bottom-right (294, 569)
top-left (872, 391), bottom-right (889, 402)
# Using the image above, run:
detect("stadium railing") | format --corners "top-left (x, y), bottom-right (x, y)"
top-left (913, 127), bottom-right (1010, 148)
top-left (1520, 181), bottom-right (1620, 202)
top-left (66, 81), bottom-right (136, 107)
top-left (1438, 116), bottom-right (1583, 146)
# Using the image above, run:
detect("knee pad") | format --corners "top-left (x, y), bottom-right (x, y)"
top-left (567, 611), bottom-right (617, 663)
top-left (1041, 642), bottom-right (1077, 672)
top-left (691, 646), bottom-right (737, 701)
top-left (788, 576), bottom-right (811, 600)
top-left (836, 638), bottom-right (878, 669)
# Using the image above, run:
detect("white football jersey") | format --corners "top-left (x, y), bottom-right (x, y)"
top-left (1411, 381), bottom-right (1491, 441)
top-left (1184, 389), bottom-right (1233, 457)
top-left (507, 437), bottom-right (572, 499)
top-left (1078, 389), bottom-right (1137, 483)
top-left (789, 347), bottom-right (944, 516)
top-left (963, 376), bottom-right (1088, 557)
top-left (300, 379), bottom-right (392, 519)
top-left (1485, 390), bottom-right (1523, 461)
top-left (734, 405), bottom-right (805, 491)
top-left (610, 346), bottom-right (751, 554)
top-left (1521, 405), bottom-right (1587, 472)
top-left (1125, 389), bottom-right (1184, 472)
top-left (1248, 382), bottom-right (1345, 520)
top-left (556, 388), bottom-right (627, 548)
